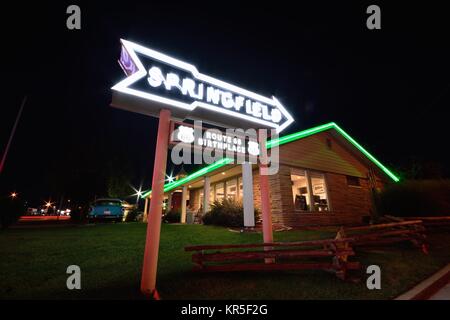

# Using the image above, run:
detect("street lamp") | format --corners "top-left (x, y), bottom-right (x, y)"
top-left (44, 201), bottom-right (53, 215)
top-left (10, 192), bottom-right (18, 199)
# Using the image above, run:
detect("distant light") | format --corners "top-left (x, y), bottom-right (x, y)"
top-left (10, 192), bottom-right (17, 199)
top-left (166, 174), bottom-right (175, 183)
top-left (131, 185), bottom-right (143, 199)
top-left (221, 172), bottom-right (226, 175)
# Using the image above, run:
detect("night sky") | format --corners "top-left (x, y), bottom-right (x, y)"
top-left (1, 1), bottom-right (449, 207)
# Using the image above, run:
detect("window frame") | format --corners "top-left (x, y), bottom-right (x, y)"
top-left (201, 174), bottom-right (242, 205)
top-left (225, 178), bottom-right (238, 201)
top-left (291, 167), bottom-right (331, 213)
top-left (346, 175), bottom-right (362, 188)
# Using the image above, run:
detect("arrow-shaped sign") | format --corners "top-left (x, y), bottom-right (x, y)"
top-left (111, 39), bottom-right (294, 132)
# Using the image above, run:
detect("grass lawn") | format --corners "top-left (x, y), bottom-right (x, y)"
top-left (0, 223), bottom-right (449, 300)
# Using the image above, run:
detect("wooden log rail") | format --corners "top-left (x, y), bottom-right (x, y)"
top-left (384, 215), bottom-right (450, 228)
top-left (185, 238), bottom-right (360, 280)
top-left (336, 220), bottom-right (428, 254)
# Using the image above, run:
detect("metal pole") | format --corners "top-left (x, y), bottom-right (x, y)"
top-left (140, 109), bottom-right (171, 298)
top-left (0, 96), bottom-right (27, 175)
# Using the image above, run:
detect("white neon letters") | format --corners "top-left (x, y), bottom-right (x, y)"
top-left (147, 66), bottom-right (282, 123)
top-left (112, 39), bottom-right (295, 132)
top-left (176, 125), bottom-right (260, 157)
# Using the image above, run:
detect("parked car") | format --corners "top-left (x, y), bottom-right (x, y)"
top-left (26, 208), bottom-right (38, 215)
top-left (88, 198), bottom-right (124, 222)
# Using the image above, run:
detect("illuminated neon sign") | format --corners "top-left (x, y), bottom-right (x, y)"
top-left (111, 39), bottom-right (294, 132)
top-left (170, 123), bottom-right (260, 158)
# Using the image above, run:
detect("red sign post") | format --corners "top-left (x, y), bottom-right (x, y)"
top-left (140, 108), bottom-right (171, 298)
top-left (111, 39), bottom-right (294, 298)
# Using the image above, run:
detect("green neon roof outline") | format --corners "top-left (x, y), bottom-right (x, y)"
top-left (142, 122), bottom-right (399, 198)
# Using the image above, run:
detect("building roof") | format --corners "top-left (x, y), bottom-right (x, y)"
top-left (142, 122), bottom-right (399, 198)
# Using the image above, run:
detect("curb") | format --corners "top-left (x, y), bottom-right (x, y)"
top-left (395, 263), bottom-right (450, 300)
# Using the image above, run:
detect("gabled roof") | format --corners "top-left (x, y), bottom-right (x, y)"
top-left (142, 122), bottom-right (399, 198)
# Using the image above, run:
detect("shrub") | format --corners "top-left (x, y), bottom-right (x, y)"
top-left (124, 208), bottom-right (141, 222)
top-left (163, 209), bottom-right (181, 223)
top-left (203, 199), bottom-right (259, 228)
top-left (0, 196), bottom-right (24, 229)
top-left (375, 179), bottom-right (450, 217)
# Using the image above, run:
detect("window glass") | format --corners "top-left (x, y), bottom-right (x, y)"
top-left (209, 186), bottom-right (215, 203)
top-left (290, 169), bottom-right (310, 211)
top-left (226, 179), bottom-right (237, 201)
top-left (215, 182), bottom-right (225, 202)
top-left (95, 200), bottom-right (121, 207)
top-left (199, 190), bottom-right (204, 210)
top-left (238, 176), bottom-right (243, 200)
top-left (310, 172), bottom-right (329, 211)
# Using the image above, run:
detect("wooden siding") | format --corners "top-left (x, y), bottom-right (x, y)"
top-left (278, 131), bottom-right (371, 179)
top-left (271, 169), bottom-right (377, 227)
top-left (183, 130), bottom-right (388, 227)
top-left (268, 130), bottom-right (386, 227)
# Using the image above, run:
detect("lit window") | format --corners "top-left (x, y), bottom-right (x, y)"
top-left (238, 177), bottom-right (243, 200)
top-left (199, 190), bottom-right (204, 209)
top-left (215, 182), bottom-right (225, 202)
top-left (226, 179), bottom-right (237, 201)
top-left (291, 169), bottom-right (329, 212)
top-left (291, 169), bottom-right (310, 211)
top-left (310, 172), bottom-right (329, 211)
top-left (209, 186), bottom-right (215, 203)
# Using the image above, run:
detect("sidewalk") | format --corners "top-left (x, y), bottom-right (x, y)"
top-left (395, 263), bottom-right (450, 300)
top-left (429, 282), bottom-right (450, 300)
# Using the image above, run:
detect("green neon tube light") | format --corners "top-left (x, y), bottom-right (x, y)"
top-left (142, 157), bottom-right (233, 198)
top-left (331, 123), bottom-right (400, 182)
top-left (267, 122), bottom-right (399, 182)
top-left (266, 122), bottom-right (335, 149)
top-left (142, 122), bottom-right (399, 197)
